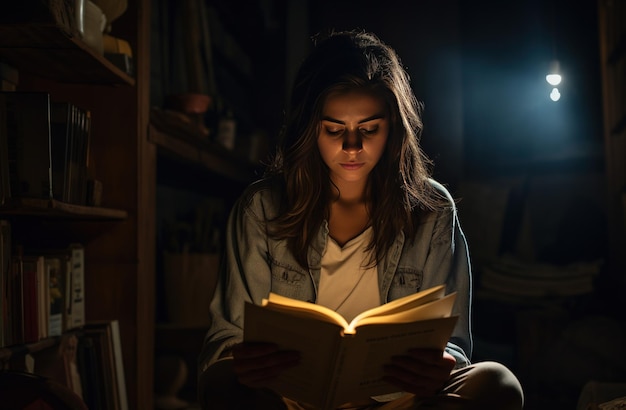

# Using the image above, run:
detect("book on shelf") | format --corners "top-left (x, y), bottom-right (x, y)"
top-left (0, 243), bottom-right (85, 347)
top-left (67, 244), bottom-right (85, 330)
top-left (36, 255), bottom-right (48, 341)
top-left (243, 285), bottom-right (458, 410)
top-left (0, 92), bottom-right (92, 205)
top-left (36, 244), bottom-right (85, 333)
top-left (0, 98), bottom-right (9, 205)
top-left (49, 101), bottom-right (72, 203)
top-left (48, 100), bottom-right (92, 205)
top-left (110, 320), bottom-right (128, 410)
top-left (82, 320), bottom-right (128, 410)
top-left (6, 258), bottom-right (22, 345)
top-left (19, 256), bottom-right (37, 344)
top-left (0, 61), bottom-right (18, 92)
top-left (479, 256), bottom-right (602, 298)
top-left (0, 220), bottom-right (10, 346)
top-left (11, 254), bottom-right (47, 344)
top-left (45, 255), bottom-right (65, 337)
top-left (78, 334), bottom-right (104, 410)
top-left (35, 332), bottom-right (83, 399)
top-left (39, 245), bottom-right (83, 333)
top-left (1, 92), bottom-right (53, 200)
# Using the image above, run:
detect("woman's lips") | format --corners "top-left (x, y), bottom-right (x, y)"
top-left (340, 163), bottom-right (364, 170)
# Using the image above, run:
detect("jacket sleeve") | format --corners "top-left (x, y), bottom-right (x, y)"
top-left (426, 180), bottom-right (473, 369)
top-left (197, 189), bottom-right (273, 395)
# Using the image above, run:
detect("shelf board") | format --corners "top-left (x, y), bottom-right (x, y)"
top-left (0, 23), bottom-right (134, 85)
top-left (0, 336), bottom-right (59, 363)
top-left (0, 198), bottom-right (128, 220)
top-left (148, 122), bottom-right (257, 184)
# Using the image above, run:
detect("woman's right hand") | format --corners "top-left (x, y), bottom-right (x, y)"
top-left (231, 342), bottom-right (301, 388)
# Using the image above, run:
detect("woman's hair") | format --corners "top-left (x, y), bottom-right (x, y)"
top-left (266, 30), bottom-right (447, 268)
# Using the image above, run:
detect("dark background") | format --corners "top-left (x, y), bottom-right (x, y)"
top-left (150, 1), bottom-right (625, 408)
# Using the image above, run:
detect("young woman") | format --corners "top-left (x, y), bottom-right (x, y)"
top-left (198, 30), bottom-right (523, 409)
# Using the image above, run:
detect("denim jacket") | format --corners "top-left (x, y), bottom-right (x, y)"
top-left (199, 177), bottom-right (473, 381)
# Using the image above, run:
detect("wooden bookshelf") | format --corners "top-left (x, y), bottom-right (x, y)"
top-left (0, 199), bottom-right (128, 220)
top-left (598, 0), bottom-right (626, 288)
top-left (148, 122), bottom-right (257, 184)
top-left (0, 0), bottom-right (154, 408)
top-left (0, 23), bottom-right (134, 85)
top-left (0, 337), bottom-right (60, 363)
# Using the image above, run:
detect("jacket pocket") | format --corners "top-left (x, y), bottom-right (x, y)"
top-left (388, 267), bottom-right (423, 300)
top-left (269, 257), bottom-right (311, 300)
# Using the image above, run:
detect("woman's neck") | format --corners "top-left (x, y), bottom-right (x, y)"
top-left (328, 180), bottom-right (371, 247)
top-left (331, 178), bottom-right (368, 205)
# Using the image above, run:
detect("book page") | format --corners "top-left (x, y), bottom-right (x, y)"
top-left (350, 293), bottom-right (457, 331)
top-left (331, 316), bottom-right (459, 408)
top-left (244, 302), bottom-right (343, 408)
top-left (349, 285), bottom-right (446, 328)
top-left (247, 286), bottom-right (456, 408)
top-left (266, 292), bottom-right (349, 329)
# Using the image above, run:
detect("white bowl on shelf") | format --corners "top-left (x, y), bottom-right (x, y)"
top-left (77, 0), bottom-right (107, 55)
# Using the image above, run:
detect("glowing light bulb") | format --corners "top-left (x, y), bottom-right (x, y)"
top-left (546, 73), bottom-right (562, 86)
top-left (546, 60), bottom-right (562, 85)
top-left (550, 87), bottom-right (561, 101)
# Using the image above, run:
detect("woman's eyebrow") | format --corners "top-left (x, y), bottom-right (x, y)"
top-left (321, 114), bottom-right (385, 124)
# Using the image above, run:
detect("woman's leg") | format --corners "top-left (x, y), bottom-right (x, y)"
top-left (381, 361), bottom-right (523, 410)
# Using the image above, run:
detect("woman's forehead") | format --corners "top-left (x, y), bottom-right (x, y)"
top-left (321, 90), bottom-right (387, 117)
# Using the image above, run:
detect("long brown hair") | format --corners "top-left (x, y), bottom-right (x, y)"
top-left (265, 30), bottom-right (448, 268)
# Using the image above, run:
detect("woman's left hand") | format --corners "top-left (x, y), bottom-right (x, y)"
top-left (383, 348), bottom-right (456, 398)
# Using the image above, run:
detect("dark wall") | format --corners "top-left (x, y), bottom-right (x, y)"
top-left (303, 0), bottom-right (603, 187)
top-left (459, 0), bottom-right (603, 177)
top-left (307, 0), bottom-right (465, 191)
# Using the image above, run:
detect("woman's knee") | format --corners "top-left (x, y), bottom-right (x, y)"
top-left (464, 361), bottom-right (524, 409)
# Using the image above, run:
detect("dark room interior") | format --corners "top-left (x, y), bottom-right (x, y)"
top-left (0, 0), bottom-right (625, 409)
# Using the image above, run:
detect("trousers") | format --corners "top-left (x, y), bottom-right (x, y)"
top-left (203, 361), bottom-right (524, 410)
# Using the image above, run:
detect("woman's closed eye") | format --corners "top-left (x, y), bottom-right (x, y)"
top-left (324, 127), bottom-right (344, 136)
top-left (359, 126), bottom-right (379, 136)
top-left (322, 126), bottom-right (379, 137)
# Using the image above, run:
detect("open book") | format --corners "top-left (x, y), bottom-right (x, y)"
top-left (243, 284), bottom-right (458, 410)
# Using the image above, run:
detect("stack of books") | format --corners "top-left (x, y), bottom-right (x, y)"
top-left (479, 255), bottom-right (602, 299)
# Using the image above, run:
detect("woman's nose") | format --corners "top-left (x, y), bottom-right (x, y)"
top-left (342, 131), bottom-right (363, 152)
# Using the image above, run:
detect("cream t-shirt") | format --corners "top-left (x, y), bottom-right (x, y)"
top-left (317, 227), bottom-right (380, 322)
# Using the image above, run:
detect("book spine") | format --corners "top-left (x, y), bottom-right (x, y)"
top-left (0, 62), bottom-right (19, 90)
top-left (1, 244), bottom-right (85, 341)
top-left (21, 256), bottom-right (39, 343)
top-left (110, 320), bottom-right (128, 410)
top-left (83, 321), bottom-right (123, 410)
top-left (1, 92), bottom-right (53, 200)
top-left (0, 220), bottom-right (10, 347)
top-left (63, 254), bottom-right (73, 332)
top-left (36, 255), bottom-right (47, 340)
top-left (68, 244), bottom-right (85, 329)
top-left (8, 259), bottom-right (22, 345)
top-left (50, 101), bottom-right (71, 202)
top-left (0, 97), bottom-right (10, 205)
top-left (45, 256), bottom-right (64, 337)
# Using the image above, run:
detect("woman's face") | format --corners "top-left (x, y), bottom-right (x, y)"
top-left (317, 91), bottom-right (389, 187)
